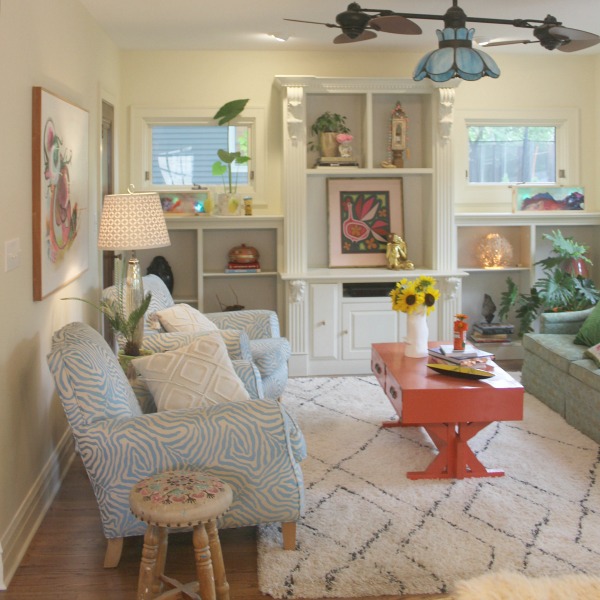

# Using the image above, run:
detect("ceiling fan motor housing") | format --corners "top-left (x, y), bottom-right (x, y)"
top-left (336, 3), bottom-right (372, 38)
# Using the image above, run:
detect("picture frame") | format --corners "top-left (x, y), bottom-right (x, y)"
top-left (32, 87), bottom-right (89, 300)
top-left (391, 116), bottom-right (407, 151)
top-left (513, 186), bottom-right (585, 212)
top-left (327, 178), bottom-right (403, 268)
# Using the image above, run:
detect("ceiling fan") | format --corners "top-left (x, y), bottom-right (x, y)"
top-left (284, 1), bottom-right (600, 52)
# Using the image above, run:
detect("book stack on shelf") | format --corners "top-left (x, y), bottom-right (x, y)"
top-left (225, 260), bottom-right (261, 273)
top-left (470, 322), bottom-right (515, 344)
top-left (428, 344), bottom-right (496, 370)
top-left (315, 156), bottom-right (360, 168)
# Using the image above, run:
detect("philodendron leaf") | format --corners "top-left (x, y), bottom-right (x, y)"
top-left (213, 99), bottom-right (249, 126)
top-left (212, 161), bottom-right (228, 176)
top-left (217, 149), bottom-right (238, 163)
top-left (234, 155), bottom-right (251, 165)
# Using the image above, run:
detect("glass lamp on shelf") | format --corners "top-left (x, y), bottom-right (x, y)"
top-left (476, 233), bottom-right (513, 269)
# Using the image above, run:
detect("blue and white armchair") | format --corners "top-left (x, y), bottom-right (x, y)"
top-left (103, 275), bottom-right (291, 400)
top-left (47, 322), bottom-right (306, 568)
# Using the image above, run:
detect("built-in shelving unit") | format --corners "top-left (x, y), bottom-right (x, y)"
top-left (275, 76), bottom-right (465, 376)
top-left (135, 215), bottom-right (283, 315)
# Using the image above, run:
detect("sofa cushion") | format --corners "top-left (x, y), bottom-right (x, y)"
top-left (522, 333), bottom-right (587, 372)
top-left (152, 303), bottom-right (218, 335)
top-left (132, 332), bottom-right (250, 411)
top-left (584, 342), bottom-right (600, 367)
top-left (249, 337), bottom-right (291, 377)
top-left (568, 358), bottom-right (600, 395)
top-left (574, 302), bottom-right (600, 346)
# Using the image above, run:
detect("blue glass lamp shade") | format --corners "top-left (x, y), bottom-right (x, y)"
top-left (414, 27), bottom-right (500, 82)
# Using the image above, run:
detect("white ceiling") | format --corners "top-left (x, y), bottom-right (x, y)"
top-left (78, 0), bottom-right (600, 55)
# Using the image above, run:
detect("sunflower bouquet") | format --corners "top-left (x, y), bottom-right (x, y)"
top-left (390, 275), bottom-right (440, 315)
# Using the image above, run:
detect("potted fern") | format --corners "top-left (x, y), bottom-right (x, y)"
top-left (63, 266), bottom-right (152, 358)
top-left (498, 229), bottom-right (599, 336)
top-left (211, 98), bottom-right (251, 215)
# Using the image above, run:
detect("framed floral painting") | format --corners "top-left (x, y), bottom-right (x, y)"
top-left (327, 178), bottom-right (403, 267)
top-left (32, 87), bottom-right (89, 300)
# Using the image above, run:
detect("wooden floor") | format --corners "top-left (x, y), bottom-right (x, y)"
top-left (3, 363), bottom-right (522, 599)
top-left (1, 457), bottom-right (448, 600)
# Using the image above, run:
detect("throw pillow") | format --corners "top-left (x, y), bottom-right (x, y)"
top-left (131, 332), bottom-right (250, 411)
top-left (584, 342), bottom-right (600, 367)
top-left (152, 303), bottom-right (218, 334)
top-left (574, 303), bottom-right (600, 346)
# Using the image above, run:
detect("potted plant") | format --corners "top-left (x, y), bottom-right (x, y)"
top-left (211, 98), bottom-right (251, 214)
top-left (63, 267), bottom-right (152, 358)
top-left (309, 111), bottom-right (351, 157)
top-left (498, 229), bottom-right (599, 336)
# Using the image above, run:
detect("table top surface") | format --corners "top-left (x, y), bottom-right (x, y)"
top-left (372, 342), bottom-right (523, 394)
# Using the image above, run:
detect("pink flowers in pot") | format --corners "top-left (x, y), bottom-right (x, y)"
top-left (336, 133), bottom-right (353, 144)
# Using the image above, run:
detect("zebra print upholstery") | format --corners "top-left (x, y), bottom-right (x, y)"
top-left (103, 274), bottom-right (291, 399)
top-left (47, 322), bottom-right (306, 563)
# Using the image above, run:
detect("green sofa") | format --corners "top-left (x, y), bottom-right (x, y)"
top-left (521, 308), bottom-right (600, 444)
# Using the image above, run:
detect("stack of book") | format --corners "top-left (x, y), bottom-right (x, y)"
top-left (225, 261), bottom-right (261, 273)
top-left (470, 322), bottom-right (514, 344)
top-left (428, 344), bottom-right (495, 368)
top-left (315, 156), bottom-right (360, 168)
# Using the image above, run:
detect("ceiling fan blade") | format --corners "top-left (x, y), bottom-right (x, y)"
top-left (480, 39), bottom-right (539, 48)
top-left (334, 30), bottom-right (377, 44)
top-left (550, 26), bottom-right (600, 53)
top-left (368, 15), bottom-right (422, 35)
top-left (284, 18), bottom-right (339, 29)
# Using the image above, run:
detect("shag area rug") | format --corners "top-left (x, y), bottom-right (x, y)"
top-left (258, 376), bottom-right (600, 599)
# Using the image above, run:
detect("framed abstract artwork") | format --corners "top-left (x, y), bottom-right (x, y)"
top-left (32, 87), bottom-right (89, 300)
top-left (327, 178), bottom-right (404, 267)
top-left (513, 186), bottom-right (585, 212)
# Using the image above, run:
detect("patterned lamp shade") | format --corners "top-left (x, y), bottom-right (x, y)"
top-left (98, 192), bottom-right (171, 251)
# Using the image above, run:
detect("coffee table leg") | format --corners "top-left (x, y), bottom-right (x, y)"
top-left (407, 421), bottom-right (504, 480)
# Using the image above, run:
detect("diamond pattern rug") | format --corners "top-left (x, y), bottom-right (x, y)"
top-left (257, 376), bottom-right (600, 598)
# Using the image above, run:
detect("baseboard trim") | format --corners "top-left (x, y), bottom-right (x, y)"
top-left (0, 429), bottom-right (75, 589)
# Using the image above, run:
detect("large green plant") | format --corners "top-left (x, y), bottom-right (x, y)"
top-left (211, 98), bottom-right (251, 194)
top-left (309, 111), bottom-right (350, 151)
top-left (498, 229), bottom-right (599, 335)
top-left (63, 264), bottom-right (152, 356)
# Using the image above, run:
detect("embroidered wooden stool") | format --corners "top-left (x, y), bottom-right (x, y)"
top-left (129, 470), bottom-right (233, 600)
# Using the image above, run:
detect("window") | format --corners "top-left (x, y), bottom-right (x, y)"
top-left (151, 124), bottom-right (250, 186)
top-left (454, 108), bottom-right (579, 211)
top-left (468, 126), bottom-right (556, 184)
top-left (130, 106), bottom-right (265, 202)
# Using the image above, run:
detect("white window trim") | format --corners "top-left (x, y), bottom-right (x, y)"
top-left (130, 105), bottom-right (266, 205)
top-left (454, 108), bottom-right (579, 212)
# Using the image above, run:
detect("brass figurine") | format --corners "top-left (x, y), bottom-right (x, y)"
top-left (386, 233), bottom-right (414, 270)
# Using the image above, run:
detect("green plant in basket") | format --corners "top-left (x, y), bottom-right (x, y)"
top-left (498, 229), bottom-right (599, 336)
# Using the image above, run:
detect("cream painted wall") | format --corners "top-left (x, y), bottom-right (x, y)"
top-left (0, 0), bottom-right (120, 586)
top-left (120, 50), bottom-right (599, 214)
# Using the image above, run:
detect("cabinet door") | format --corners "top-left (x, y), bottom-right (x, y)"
top-left (311, 284), bottom-right (339, 360)
top-left (342, 301), bottom-right (401, 360)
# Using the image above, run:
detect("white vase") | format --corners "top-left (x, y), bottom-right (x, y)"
top-left (405, 306), bottom-right (429, 358)
top-left (217, 193), bottom-right (242, 216)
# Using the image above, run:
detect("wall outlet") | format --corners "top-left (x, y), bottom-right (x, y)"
top-left (5, 238), bottom-right (20, 272)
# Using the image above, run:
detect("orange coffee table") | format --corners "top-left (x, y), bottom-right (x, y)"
top-left (371, 342), bottom-right (524, 480)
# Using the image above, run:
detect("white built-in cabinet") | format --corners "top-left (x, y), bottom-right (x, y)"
top-left (275, 77), bottom-right (465, 376)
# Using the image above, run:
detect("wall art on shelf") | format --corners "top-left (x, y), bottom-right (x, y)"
top-left (513, 186), bottom-right (585, 212)
top-left (159, 190), bottom-right (212, 215)
top-left (327, 178), bottom-right (404, 268)
top-left (32, 87), bottom-right (89, 301)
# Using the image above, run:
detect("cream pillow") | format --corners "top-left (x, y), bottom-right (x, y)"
top-left (585, 342), bottom-right (600, 367)
top-left (153, 303), bottom-right (218, 334)
top-left (131, 332), bottom-right (250, 411)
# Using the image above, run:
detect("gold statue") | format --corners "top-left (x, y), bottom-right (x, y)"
top-left (386, 233), bottom-right (414, 270)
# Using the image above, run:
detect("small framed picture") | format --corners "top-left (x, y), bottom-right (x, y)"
top-left (327, 178), bottom-right (404, 268)
top-left (513, 186), bottom-right (585, 212)
top-left (391, 117), bottom-right (407, 151)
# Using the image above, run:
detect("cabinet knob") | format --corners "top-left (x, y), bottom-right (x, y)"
top-left (341, 330), bottom-right (348, 335)
top-left (316, 320), bottom-right (326, 327)
top-left (389, 386), bottom-right (398, 399)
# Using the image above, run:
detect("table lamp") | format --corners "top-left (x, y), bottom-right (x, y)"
top-left (98, 190), bottom-right (170, 348)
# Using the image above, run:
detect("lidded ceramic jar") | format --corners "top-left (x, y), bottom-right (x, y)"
top-left (228, 243), bottom-right (260, 264)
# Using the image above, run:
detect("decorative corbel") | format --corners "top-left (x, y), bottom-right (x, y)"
top-left (438, 87), bottom-right (456, 141)
top-left (289, 279), bottom-right (306, 303)
top-left (286, 86), bottom-right (305, 142)
top-left (442, 276), bottom-right (461, 300)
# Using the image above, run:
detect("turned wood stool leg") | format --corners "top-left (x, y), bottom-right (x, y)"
top-left (154, 527), bottom-right (169, 596)
top-left (193, 523), bottom-right (217, 600)
top-left (138, 524), bottom-right (161, 600)
top-left (206, 520), bottom-right (230, 600)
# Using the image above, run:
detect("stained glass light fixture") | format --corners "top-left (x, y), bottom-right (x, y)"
top-left (413, 1), bottom-right (500, 82)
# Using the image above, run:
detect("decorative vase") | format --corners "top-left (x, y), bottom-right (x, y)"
top-left (218, 193), bottom-right (242, 216)
top-left (338, 141), bottom-right (353, 158)
top-left (319, 132), bottom-right (338, 158)
top-left (405, 306), bottom-right (429, 358)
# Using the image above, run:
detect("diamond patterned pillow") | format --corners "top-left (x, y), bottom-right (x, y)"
top-left (152, 303), bottom-right (218, 334)
top-left (131, 332), bottom-right (250, 411)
